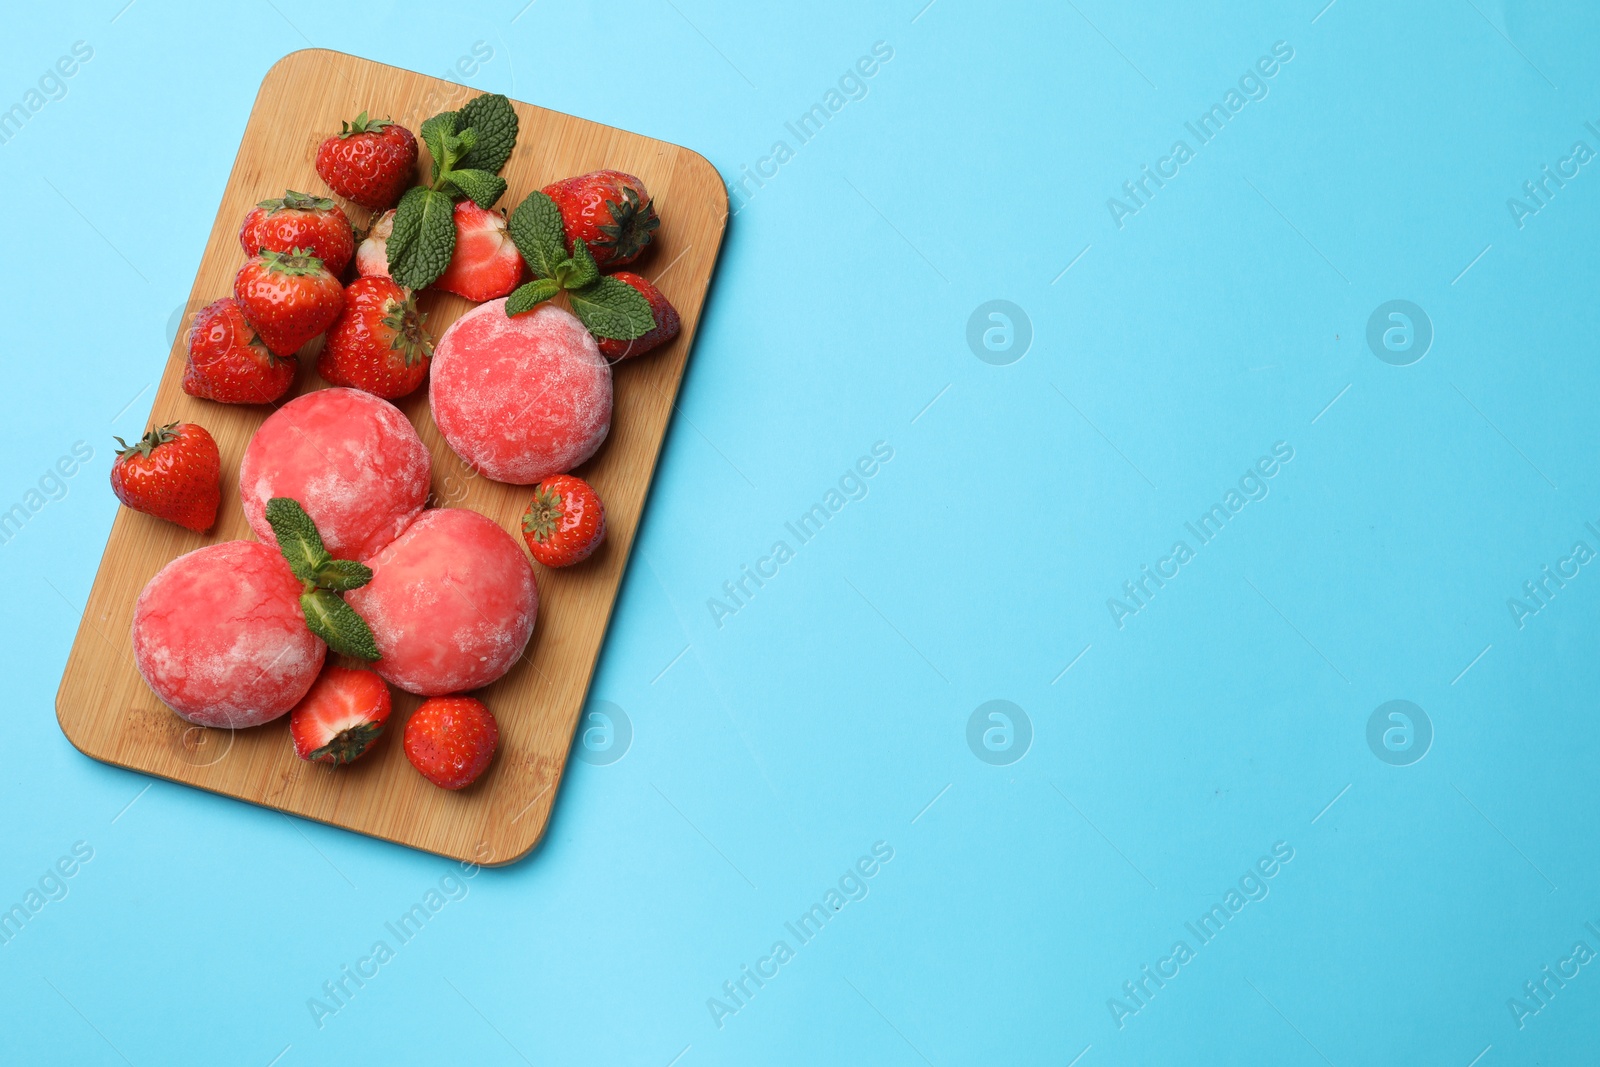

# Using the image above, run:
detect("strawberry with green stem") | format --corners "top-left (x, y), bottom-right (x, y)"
top-left (318, 276), bottom-right (433, 399)
top-left (239, 190), bottom-right (355, 274)
top-left (234, 248), bottom-right (344, 357)
top-left (521, 474), bottom-right (605, 567)
top-left (315, 112), bottom-right (418, 212)
top-left (541, 170), bottom-right (659, 268)
top-left (110, 422), bottom-right (221, 533)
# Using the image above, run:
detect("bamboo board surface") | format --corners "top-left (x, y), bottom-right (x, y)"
top-left (53, 49), bottom-right (727, 864)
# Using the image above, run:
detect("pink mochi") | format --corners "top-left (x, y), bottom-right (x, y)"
top-left (132, 541), bottom-right (326, 728)
top-left (240, 387), bottom-right (431, 561)
top-left (429, 300), bottom-right (612, 484)
top-left (346, 508), bottom-right (538, 696)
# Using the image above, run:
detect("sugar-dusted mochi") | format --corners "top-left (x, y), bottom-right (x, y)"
top-left (132, 541), bottom-right (326, 728)
top-left (346, 508), bottom-right (538, 696)
top-left (429, 300), bottom-right (612, 484)
top-left (239, 387), bottom-right (431, 561)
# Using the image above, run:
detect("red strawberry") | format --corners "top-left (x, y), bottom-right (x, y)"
top-left (433, 202), bottom-right (523, 301)
top-left (289, 665), bottom-right (393, 765)
top-left (404, 696), bottom-right (499, 790)
top-left (109, 422), bottom-right (221, 533)
top-left (541, 170), bottom-right (659, 268)
top-left (182, 298), bottom-right (297, 404)
top-left (238, 190), bottom-right (355, 275)
top-left (355, 209), bottom-right (394, 279)
top-left (234, 249), bottom-right (344, 357)
top-left (596, 271), bottom-right (681, 362)
top-left (521, 475), bottom-right (606, 567)
top-left (318, 277), bottom-right (433, 399)
top-left (315, 112), bottom-right (418, 212)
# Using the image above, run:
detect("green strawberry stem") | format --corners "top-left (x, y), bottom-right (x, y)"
top-left (114, 422), bottom-right (180, 460)
top-left (309, 720), bottom-right (384, 764)
top-left (340, 110), bottom-right (395, 138)
top-left (260, 247), bottom-right (327, 275)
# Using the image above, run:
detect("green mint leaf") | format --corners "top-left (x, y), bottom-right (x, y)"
top-left (445, 127), bottom-right (477, 172)
top-left (455, 93), bottom-right (519, 175)
top-left (315, 558), bottom-right (374, 592)
top-left (553, 239), bottom-right (599, 290)
top-left (264, 497), bottom-right (330, 584)
top-left (505, 278), bottom-right (561, 317)
top-left (507, 190), bottom-right (568, 280)
top-left (300, 589), bottom-right (381, 661)
top-left (419, 111), bottom-right (459, 184)
top-left (387, 186), bottom-right (457, 290)
top-left (443, 169), bottom-right (508, 209)
top-left (569, 276), bottom-right (656, 340)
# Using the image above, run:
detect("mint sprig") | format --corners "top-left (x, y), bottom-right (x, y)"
top-left (385, 93), bottom-right (519, 290)
top-left (503, 190), bottom-right (656, 339)
top-left (264, 497), bottom-right (380, 661)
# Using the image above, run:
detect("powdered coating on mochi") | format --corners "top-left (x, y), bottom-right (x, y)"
top-left (132, 540), bottom-right (326, 728)
top-left (239, 387), bottom-right (431, 561)
top-left (346, 508), bottom-right (538, 697)
top-left (429, 300), bottom-right (612, 484)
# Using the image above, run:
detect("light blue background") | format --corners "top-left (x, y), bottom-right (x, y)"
top-left (5, 1), bottom-right (1598, 1063)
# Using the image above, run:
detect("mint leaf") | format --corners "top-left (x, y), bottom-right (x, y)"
top-left (446, 127), bottom-right (478, 170)
top-left (444, 168), bottom-right (508, 209)
top-left (456, 93), bottom-right (518, 175)
top-left (554, 239), bottom-right (599, 290)
top-left (505, 278), bottom-right (561, 317)
top-left (419, 111), bottom-right (459, 184)
top-left (300, 589), bottom-right (380, 661)
top-left (507, 190), bottom-right (568, 280)
top-left (315, 558), bottom-right (374, 592)
top-left (264, 497), bottom-right (329, 584)
top-left (569, 276), bottom-right (656, 340)
top-left (388, 186), bottom-right (457, 290)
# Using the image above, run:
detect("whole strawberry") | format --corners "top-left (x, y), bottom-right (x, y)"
top-left (318, 276), bottom-right (433, 399)
top-left (596, 272), bottom-right (680, 362)
top-left (315, 112), bottom-right (418, 212)
top-left (521, 474), bottom-right (605, 567)
top-left (434, 201), bottom-right (523, 302)
top-left (182, 298), bottom-right (297, 404)
top-left (110, 422), bottom-right (221, 533)
top-left (238, 190), bottom-right (355, 275)
top-left (404, 696), bottom-right (499, 790)
top-left (541, 170), bottom-right (659, 268)
top-left (234, 248), bottom-right (344, 357)
top-left (290, 665), bottom-right (392, 764)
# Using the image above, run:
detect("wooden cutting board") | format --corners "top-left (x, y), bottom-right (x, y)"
top-left (54, 49), bottom-right (727, 864)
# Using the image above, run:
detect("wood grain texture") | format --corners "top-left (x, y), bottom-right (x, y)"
top-left (53, 50), bottom-right (727, 865)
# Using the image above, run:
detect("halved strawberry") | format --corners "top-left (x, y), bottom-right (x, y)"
top-left (289, 665), bottom-right (393, 765)
top-left (356, 209), bottom-right (393, 280)
top-left (433, 201), bottom-right (523, 302)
